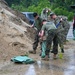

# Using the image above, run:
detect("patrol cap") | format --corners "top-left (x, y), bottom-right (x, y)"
top-left (50, 12), bottom-right (55, 17)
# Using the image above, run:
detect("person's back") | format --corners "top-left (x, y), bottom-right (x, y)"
top-left (42, 22), bottom-right (57, 31)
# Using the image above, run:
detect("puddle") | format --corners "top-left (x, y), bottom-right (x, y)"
top-left (24, 49), bottom-right (75, 75)
top-left (35, 61), bottom-right (74, 71)
top-left (64, 66), bottom-right (75, 75)
top-left (67, 25), bottom-right (73, 39)
top-left (25, 65), bottom-right (36, 75)
top-left (24, 59), bottom-right (75, 75)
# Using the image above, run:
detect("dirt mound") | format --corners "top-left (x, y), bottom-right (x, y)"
top-left (0, 0), bottom-right (35, 61)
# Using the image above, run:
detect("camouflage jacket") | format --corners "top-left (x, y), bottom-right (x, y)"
top-left (34, 17), bottom-right (42, 32)
top-left (53, 17), bottom-right (64, 33)
top-left (58, 16), bottom-right (70, 30)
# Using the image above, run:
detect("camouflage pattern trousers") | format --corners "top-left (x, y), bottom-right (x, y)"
top-left (33, 31), bottom-right (39, 51)
top-left (52, 31), bottom-right (64, 54)
top-left (45, 29), bottom-right (64, 55)
top-left (45, 29), bottom-right (57, 56)
top-left (62, 28), bottom-right (70, 42)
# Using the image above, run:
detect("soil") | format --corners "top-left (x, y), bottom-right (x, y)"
top-left (0, 0), bottom-right (35, 61)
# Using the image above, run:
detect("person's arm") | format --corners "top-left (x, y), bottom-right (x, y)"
top-left (31, 24), bottom-right (34, 28)
top-left (39, 30), bottom-right (44, 40)
top-left (56, 18), bottom-right (63, 28)
top-left (31, 22), bottom-right (35, 28)
top-left (40, 30), bottom-right (44, 37)
top-left (39, 23), bottom-right (45, 40)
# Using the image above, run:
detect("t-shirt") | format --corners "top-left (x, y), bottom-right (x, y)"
top-left (41, 22), bottom-right (57, 36)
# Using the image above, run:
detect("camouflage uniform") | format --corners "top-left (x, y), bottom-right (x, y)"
top-left (52, 17), bottom-right (65, 54)
top-left (58, 16), bottom-right (70, 43)
top-left (33, 17), bottom-right (42, 51)
top-left (41, 22), bottom-right (57, 56)
top-left (41, 8), bottom-right (51, 20)
top-left (41, 8), bottom-right (48, 20)
top-left (46, 29), bottom-right (58, 56)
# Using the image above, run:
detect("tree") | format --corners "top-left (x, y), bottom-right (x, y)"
top-left (5, 0), bottom-right (21, 6)
top-left (5, 0), bottom-right (75, 20)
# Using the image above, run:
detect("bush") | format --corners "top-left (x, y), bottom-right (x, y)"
top-left (27, 0), bottom-right (51, 14)
top-left (11, 4), bottom-right (27, 11)
top-left (53, 7), bottom-right (74, 21)
top-left (68, 12), bottom-right (74, 21)
top-left (53, 8), bottom-right (63, 15)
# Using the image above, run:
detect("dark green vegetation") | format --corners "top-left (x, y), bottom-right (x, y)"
top-left (5, 0), bottom-right (75, 20)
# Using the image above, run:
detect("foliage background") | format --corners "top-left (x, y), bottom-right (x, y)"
top-left (5, 0), bottom-right (75, 20)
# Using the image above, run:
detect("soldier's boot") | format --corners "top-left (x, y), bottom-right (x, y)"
top-left (42, 55), bottom-right (49, 61)
top-left (53, 54), bottom-right (57, 59)
top-left (29, 50), bottom-right (36, 54)
top-left (51, 50), bottom-right (54, 53)
top-left (61, 49), bottom-right (64, 53)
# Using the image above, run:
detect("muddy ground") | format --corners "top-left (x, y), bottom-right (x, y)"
top-left (0, 39), bottom-right (75, 75)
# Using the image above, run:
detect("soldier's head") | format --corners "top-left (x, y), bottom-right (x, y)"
top-left (43, 8), bottom-right (51, 14)
top-left (42, 8), bottom-right (45, 14)
top-left (42, 19), bottom-right (47, 25)
top-left (50, 12), bottom-right (57, 19)
top-left (33, 12), bottom-right (39, 19)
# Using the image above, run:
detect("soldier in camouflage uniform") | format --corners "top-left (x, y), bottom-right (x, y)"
top-left (41, 8), bottom-right (51, 20)
top-left (50, 13), bottom-right (64, 54)
top-left (39, 20), bottom-right (58, 60)
top-left (29, 13), bottom-right (42, 54)
top-left (58, 16), bottom-right (70, 43)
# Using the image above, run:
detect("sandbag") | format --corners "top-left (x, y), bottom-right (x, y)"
top-left (11, 56), bottom-right (35, 64)
top-left (41, 40), bottom-right (46, 58)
